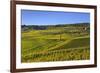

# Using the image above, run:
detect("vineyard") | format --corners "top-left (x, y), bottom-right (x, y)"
top-left (21, 23), bottom-right (90, 63)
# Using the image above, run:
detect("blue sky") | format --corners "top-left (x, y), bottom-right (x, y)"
top-left (21, 10), bottom-right (90, 25)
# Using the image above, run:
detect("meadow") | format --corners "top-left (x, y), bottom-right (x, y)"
top-left (21, 23), bottom-right (90, 63)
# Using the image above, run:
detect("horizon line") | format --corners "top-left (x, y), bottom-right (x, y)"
top-left (21, 22), bottom-right (90, 26)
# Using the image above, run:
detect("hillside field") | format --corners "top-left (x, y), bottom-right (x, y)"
top-left (21, 23), bottom-right (90, 63)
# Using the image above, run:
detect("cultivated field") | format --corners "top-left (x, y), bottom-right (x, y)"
top-left (21, 23), bottom-right (90, 63)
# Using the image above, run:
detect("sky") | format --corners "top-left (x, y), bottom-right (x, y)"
top-left (21, 10), bottom-right (90, 25)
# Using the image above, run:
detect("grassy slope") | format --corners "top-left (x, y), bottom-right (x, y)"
top-left (21, 26), bottom-right (90, 62)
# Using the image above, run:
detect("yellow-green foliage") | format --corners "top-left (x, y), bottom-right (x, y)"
top-left (21, 25), bottom-right (90, 63)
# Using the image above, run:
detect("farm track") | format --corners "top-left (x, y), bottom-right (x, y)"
top-left (45, 36), bottom-right (89, 51)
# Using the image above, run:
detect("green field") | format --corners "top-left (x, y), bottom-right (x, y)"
top-left (21, 23), bottom-right (90, 63)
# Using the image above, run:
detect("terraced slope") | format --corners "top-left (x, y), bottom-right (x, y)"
top-left (21, 24), bottom-right (90, 62)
